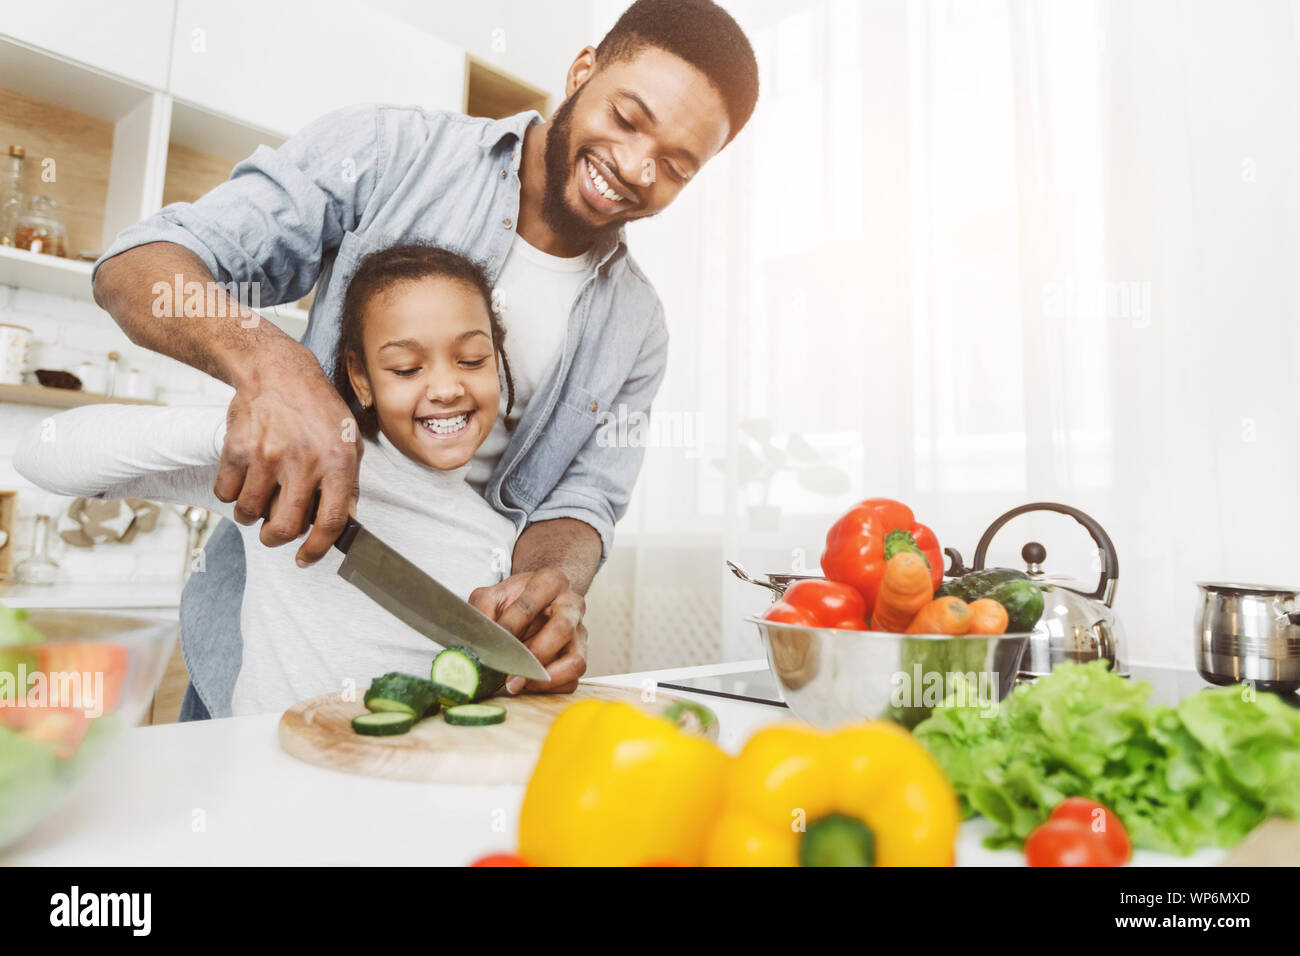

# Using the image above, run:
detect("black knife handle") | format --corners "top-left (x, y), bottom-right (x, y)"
top-left (285, 489), bottom-right (361, 554)
top-left (335, 516), bottom-right (362, 553)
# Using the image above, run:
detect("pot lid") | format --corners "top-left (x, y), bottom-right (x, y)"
top-left (1196, 581), bottom-right (1300, 595)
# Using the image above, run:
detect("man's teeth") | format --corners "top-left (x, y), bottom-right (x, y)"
top-left (420, 413), bottom-right (469, 434)
top-left (586, 159), bottom-right (624, 203)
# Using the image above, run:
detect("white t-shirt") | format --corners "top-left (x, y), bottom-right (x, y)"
top-left (467, 231), bottom-right (594, 493)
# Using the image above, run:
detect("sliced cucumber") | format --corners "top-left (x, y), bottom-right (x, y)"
top-left (364, 672), bottom-right (438, 717)
top-left (443, 704), bottom-right (507, 727)
top-left (662, 700), bottom-right (717, 736)
top-left (351, 711), bottom-right (415, 736)
top-left (430, 648), bottom-right (506, 705)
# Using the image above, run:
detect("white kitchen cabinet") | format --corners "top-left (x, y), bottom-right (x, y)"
top-left (168, 0), bottom-right (465, 138)
top-left (0, 1), bottom-right (176, 92)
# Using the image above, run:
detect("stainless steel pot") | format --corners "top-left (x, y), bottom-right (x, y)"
top-left (1194, 582), bottom-right (1300, 693)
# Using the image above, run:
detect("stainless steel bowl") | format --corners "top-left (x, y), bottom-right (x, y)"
top-left (1194, 582), bottom-right (1300, 693)
top-left (749, 616), bottom-right (1030, 728)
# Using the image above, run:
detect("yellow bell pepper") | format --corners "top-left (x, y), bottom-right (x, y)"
top-left (518, 699), bottom-right (729, 866)
top-left (704, 720), bottom-right (960, 866)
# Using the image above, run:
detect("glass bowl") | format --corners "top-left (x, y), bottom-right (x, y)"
top-left (1, 608), bottom-right (175, 850)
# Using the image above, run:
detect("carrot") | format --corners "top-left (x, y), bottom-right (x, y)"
top-left (967, 598), bottom-right (1009, 635)
top-left (904, 596), bottom-right (972, 635)
top-left (870, 552), bottom-right (936, 632)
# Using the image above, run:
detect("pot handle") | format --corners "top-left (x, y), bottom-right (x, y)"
top-left (971, 502), bottom-right (1120, 606)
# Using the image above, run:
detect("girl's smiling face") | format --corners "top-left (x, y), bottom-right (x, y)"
top-left (346, 275), bottom-right (499, 470)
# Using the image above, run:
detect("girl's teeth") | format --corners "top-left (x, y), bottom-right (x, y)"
top-left (587, 160), bottom-right (623, 203)
top-left (421, 413), bottom-right (468, 434)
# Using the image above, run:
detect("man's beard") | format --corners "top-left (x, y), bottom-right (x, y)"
top-left (541, 87), bottom-right (626, 250)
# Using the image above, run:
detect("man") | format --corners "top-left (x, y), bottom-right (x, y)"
top-left (92, 0), bottom-right (759, 719)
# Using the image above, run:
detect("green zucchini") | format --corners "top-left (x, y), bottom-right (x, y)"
top-left (937, 568), bottom-right (1044, 632)
top-left (443, 703), bottom-right (507, 726)
top-left (986, 579), bottom-right (1045, 632)
top-left (351, 711), bottom-right (415, 736)
top-left (364, 672), bottom-right (439, 717)
top-left (936, 567), bottom-right (1029, 603)
top-left (430, 648), bottom-right (506, 705)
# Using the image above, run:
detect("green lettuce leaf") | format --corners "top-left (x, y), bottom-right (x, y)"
top-left (913, 660), bottom-right (1300, 855)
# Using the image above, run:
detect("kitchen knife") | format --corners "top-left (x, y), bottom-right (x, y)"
top-left (331, 516), bottom-right (550, 681)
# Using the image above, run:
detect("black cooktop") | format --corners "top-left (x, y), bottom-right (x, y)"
top-left (658, 663), bottom-right (1300, 709)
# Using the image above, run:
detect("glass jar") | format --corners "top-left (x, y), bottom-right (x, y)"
top-left (0, 145), bottom-right (24, 247)
top-left (13, 195), bottom-right (68, 258)
top-left (15, 514), bottom-right (59, 586)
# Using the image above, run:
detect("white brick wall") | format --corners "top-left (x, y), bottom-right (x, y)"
top-left (0, 284), bottom-right (234, 585)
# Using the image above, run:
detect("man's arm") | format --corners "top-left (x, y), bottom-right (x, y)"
top-left (91, 104), bottom-right (382, 562)
top-left (512, 517), bottom-right (603, 596)
top-left (469, 302), bottom-right (670, 693)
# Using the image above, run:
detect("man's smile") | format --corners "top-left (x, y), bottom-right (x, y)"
top-left (578, 153), bottom-right (635, 216)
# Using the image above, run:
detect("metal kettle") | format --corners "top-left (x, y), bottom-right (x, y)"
top-left (948, 502), bottom-right (1127, 678)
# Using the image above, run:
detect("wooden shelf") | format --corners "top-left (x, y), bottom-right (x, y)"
top-left (0, 382), bottom-right (162, 409)
top-left (464, 56), bottom-right (550, 120)
top-left (0, 245), bottom-right (94, 300)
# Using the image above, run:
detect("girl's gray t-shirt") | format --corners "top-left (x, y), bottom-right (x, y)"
top-left (15, 404), bottom-right (518, 715)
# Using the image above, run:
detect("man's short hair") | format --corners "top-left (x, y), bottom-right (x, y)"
top-left (596, 0), bottom-right (759, 145)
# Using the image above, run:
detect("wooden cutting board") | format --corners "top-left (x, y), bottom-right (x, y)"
top-left (278, 682), bottom-right (713, 784)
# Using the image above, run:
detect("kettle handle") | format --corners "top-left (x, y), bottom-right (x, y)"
top-left (971, 502), bottom-right (1120, 606)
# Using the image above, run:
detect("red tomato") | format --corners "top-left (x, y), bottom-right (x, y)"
top-left (763, 601), bottom-right (819, 627)
top-left (470, 853), bottom-right (531, 867)
top-left (1024, 820), bottom-right (1123, 867)
top-left (1048, 797), bottom-right (1131, 864)
top-left (763, 579), bottom-right (869, 630)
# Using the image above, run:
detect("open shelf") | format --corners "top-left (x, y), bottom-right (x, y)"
top-left (0, 84), bottom-right (116, 257)
top-left (0, 382), bottom-right (162, 409)
top-left (0, 36), bottom-right (163, 259)
top-left (163, 102), bottom-right (317, 313)
top-left (464, 56), bottom-right (550, 119)
top-left (163, 100), bottom-right (285, 207)
top-left (0, 245), bottom-right (94, 300)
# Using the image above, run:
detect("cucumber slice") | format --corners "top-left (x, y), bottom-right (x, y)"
top-left (364, 672), bottom-right (438, 716)
top-left (351, 711), bottom-right (415, 736)
top-left (663, 700), bottom-right (718, 736)
top-left (430, 648), bottom-right (506, 704)
top-left (443, 704), bottom-right (507, 726)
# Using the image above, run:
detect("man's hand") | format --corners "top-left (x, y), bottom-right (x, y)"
top-left (213, 344), bottom-right (361, 565)
top-left (469, 568), bottom-right (589, 694)
top-left (93, 243), bottom-right (361, 565)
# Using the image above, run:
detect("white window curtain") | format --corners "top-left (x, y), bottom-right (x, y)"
top-left (583, 0), bottom-right (1300, 675)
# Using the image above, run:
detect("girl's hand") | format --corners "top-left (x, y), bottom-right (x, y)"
top-left (469, 568), bottom-right (589, 694)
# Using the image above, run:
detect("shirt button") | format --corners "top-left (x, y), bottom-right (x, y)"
top-left (589, 400), bottom-right (599, 413)
top-left (500, 169), bottom-right (508, 179)
top-left (503, 217), bottom-right (513, 229)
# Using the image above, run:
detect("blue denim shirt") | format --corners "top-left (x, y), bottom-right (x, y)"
top-left (96, 105), bottom-right (668, 717)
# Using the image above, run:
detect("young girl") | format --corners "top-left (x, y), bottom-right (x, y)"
top-left (15, 245), bottom-right (520, 716)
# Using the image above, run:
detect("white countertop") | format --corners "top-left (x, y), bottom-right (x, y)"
top-left (0, 580), bottom-right (182, 610)
top-left (3, 660), bottom-right (1224, 867)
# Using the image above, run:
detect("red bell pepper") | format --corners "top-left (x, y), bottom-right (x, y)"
top-left (820, 499), bottom-right (942, 615)
top-left (764, 579), bottom-right (868, 630)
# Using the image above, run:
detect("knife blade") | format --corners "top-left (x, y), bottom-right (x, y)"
top-left (332, 517), bottom-right (550, 681)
